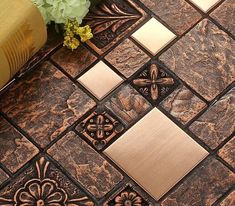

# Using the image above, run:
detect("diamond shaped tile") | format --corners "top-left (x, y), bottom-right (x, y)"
top-left (219, 190), bottom-right (235, 206)
top-left (78, 61), bottom-right (123, 100)
top-left (0, 168), bottom-right (8, 186)
top-left (189, 0), bottom-right (222, 12)
top-left (131, 18), bottom-right (176, 55)
top-left (104, 108), bottom-right (208, 200)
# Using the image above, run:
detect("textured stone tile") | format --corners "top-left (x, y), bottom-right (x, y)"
top-left (105, 85), bottom-right (152, 125)
top-left (211, 0), bottom-right (235, 36)
top-left (219, 137), bottom-right (235, 169)
top-left (161, 158), bottom-right (235, 206)
top-left (160, 19), bottom-right (235, 101)
top-left (105, 39), bottom-right (150, 78)
top-left (160, 86), bottom-right (207, 124)
top-left (0, 117), bottom-right (38, 173)
top-left (0, 62), bottom-right (96, 148)
top-left (140, 0), bottom-right (201, 35)
top-left (0, 168), bottom-right (8, 185)
top-left (85, 0), bottom-right (148, 54)
top-left (48, 131), bottom-right (123, 198)
top-left (0, 156), bottom-right (94, 205)
top-left (219, 190), bottom-right (235, 206)
top-left (190, 88), bottom-right (235, 149)
top-left (51, 46), bottom-right (97, 78)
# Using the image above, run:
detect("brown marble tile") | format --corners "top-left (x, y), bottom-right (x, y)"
top-left (219, 137), bottom-right (235, 169)
top-left (105, 85), bottom-right (152, 125)
top-left (211, 0), bottom-right (235, 36)
top-left (105, 39), bottom-right (150, 78)
top-left (85, 0), bottom-right (148, 54)
top-left (47, 131), bottom-right (123, 198)
top-left (0, 62), bottom-right (96, 148)
top-left (161, 157), bottom-right (235, 206)
top-left (140, 0), bottom-right (201, 35)
top-left (0, 117), bottom-right (38, 173)
top-left (51, 46), bottom-right (97, 78)
top-left (0, 168), bottom-right (8, 185)
top-left (0, 156), bottom-right (94, 206)
top-left (160, 19), bottom-right (235, 101)
top-left (219, 190), bottom-right (235, 206)
top-left (190, 88), bottom-right (235, 149)
top-left (160, 86), bottom-right (207, 124)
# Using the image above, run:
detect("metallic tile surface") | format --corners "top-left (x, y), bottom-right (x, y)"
top-left (104, 108), bottom-right (208, 200)
top-left (189, 0), bottom-right (222, 12)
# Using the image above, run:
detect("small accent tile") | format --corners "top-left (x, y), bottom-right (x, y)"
top-left (162, 157), bottom-right (235, 206)
top-left (48, 131), bottom-right (123, 198)
top-left (104, 108), bottom-right (208, 200)
top-left (0, 156), bottom-right (94, 205)
top-left (51, 46), bottom-right (97, 78)
top-left (219, 190), bottom-right (235, 206)
top-left (105, 39), bottom-right (150, 78)
top-left (105, 85), bottom-right (152, 126)
top-left (0, 168), bottom-right (8, 185)
top-left (131, 18), bottom-right (176, 55)
top-left (190, 88), bottom-right (235, 149)
top-left (189, 0), bottom-right (222, 12)
top-left (78, 61), bottom-right (123, 100)
top-left (160, 19), bottom-right (235, 101)
top-left (160, 85), bottom-right (207, 124)
top-left (0, 117), bottom-right (39, 173)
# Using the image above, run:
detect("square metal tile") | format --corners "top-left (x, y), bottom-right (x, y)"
top-left (104, 108), bottom-right (208, 200)
top-left (78, 61), bottom-right (123, 100)
top-left (189, 0), bottom-right (222, 12)
top-left (131, 18), bottom-right (176, 55)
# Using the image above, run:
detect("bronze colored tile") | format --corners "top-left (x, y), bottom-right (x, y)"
top-left (132, 18), bottom-right (176, 55)
top-left (78, 61), bottom-right (123, 100)
top-left (160, 19), bottom-right (235, 101)
top-left (162, 157), bottom-right (235, 206)
top-left (48, 131), bottom-right (123, 198)
top-left (0, 168), bottom-right (8, 185)
top-left (105, 85), bottom-right (152, 126)
top-left (160, 86), bottom-right (207, 124)
top-left (0, 62), bottom-right (96, 148)
top-left (190, 88), bottom-right (235, 149)
top-left (218, 137), bottom-right (235, 169)
top-left (0, 156), bottom-right (94, 205)
top-left (140, 0), bottom-right (201, 35)
top-left (85, 0), bottom-right (148, 54)
top-left (51, 46), bottom-right (97, 78)
top-left (189, 0), bottom-right (222, 12)
top-left (105, 39), bottom-right (150, 78)
top-left (220, 190), bottom-right (235, 206)
top-left (104, 108), bottom-right (208, 200)
top-left (211, 0), bottom-right (235, 36)
top-left (0, 117), bottom-right (38, 173)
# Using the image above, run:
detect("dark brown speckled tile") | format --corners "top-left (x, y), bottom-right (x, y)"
top-left (0, 117), bottom-right (38, 173)
top-left (160, 85), bottom-right (207, 124)
top-left (0, 62), bottom-right (96, 148)
top-left (211, 0), bottom-right (235, 36)
top-left (161, 157), bottom-right (235, 206)
top-left (0, 156), bottom-right (94, 206)
top-left (47, 131), bottom-right (123, 198)
top-left (219, 190), bottom-right (235, 206)
top-left (160, 19), bottom-right (235, 101)
top-left (140, 0), bottom-right (201, 35)
top-left (190, 88), bottom-right (235, 149)
top-left (0, 168), bottom-right (8, 185)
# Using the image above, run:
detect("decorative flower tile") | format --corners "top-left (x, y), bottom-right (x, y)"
top-left (189, 0), bottom-right (222, 12)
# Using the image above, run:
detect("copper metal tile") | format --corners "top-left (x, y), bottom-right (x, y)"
top-left (78, 61), bottom-right (123, 100)
top-left (189, 0), bottom-right (222, 12)
top-left (104, 108), bottom-right (208, 200)
top-left (131, 18), bottom-right (176, 55)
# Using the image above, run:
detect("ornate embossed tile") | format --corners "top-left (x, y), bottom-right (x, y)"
top-left (0, 62), bottom-right (96, 148)
top-left (160, 85), bottom-right (207, 124)
top-left (160, 19), bottom-right (235, 101)
top-left (0, 117), bottom-right (38, 173)
top-left (140, 0), bottom-right (201, 35)
top-left (51, 46), bottom-right (97, 78)
top-left (104, 108), bottom-right (208, 200)
top-left (85, 0), bottom-right (148, 54)
top-left (105, 85), bottom-right (152, 126)
top-left (0, 156), bottom-right (94, 206)
top-left (131, 62), bottom-right (178, 104)
top-left (189, 0), bottom-right (222, 12)
top-left (76, 109), bottom-right (124, 150)
top-left (161, 157), bottom-right (235, 206)
top-left (78, 61), bottom-right (123, 100)
top-left (47, 131), bottom-right (123, 198)
top-left (219, 190), bottom-right (235, 206)
top-left (211, 0), bottom-right (235, 36)
top-left (105, 39), bottom-right (150, 78)
top-left (0, 168), bottom-right (8, 185)
top-left (131, 18), bottom-right (176, 55)
top-left (190, 88), bottom-right (235, 149)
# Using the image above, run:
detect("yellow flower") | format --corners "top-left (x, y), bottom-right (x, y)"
top-left (75, 25), bottom-right (93, 42)
top-left (63, 36), bottom-right (80, 50)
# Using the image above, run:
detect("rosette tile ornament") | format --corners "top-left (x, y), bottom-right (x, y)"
top-left (114, 191), bottom-right (142, 206)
